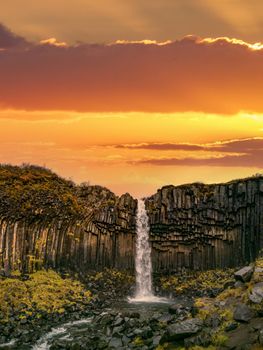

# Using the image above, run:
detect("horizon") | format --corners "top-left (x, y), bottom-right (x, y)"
top-left (1, 1), bottom-right (263, 197)
top-left (2, 162), bottom-right (263, 199)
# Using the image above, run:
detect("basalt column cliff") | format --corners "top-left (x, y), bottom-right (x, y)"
top-left (0, 165), bottom-right (137, 275)
top-left (145, 178), bottom-right (263, 272)
top-left (0, 165), bottom-right (263, 274)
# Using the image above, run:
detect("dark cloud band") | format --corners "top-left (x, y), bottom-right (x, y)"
top-left (1, 24), bottom-right (263, 114)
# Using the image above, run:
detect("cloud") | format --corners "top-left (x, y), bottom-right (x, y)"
top-left (4, 0), bottom-right (263, 44)
top-left (126, 138), bottom-right (263, 168)
top-left (40, 38), bottom-right (67, 47)
top-left (0, 23), bottom-right (28, 49)
top-left (1, 26), bottom-right (263, 113)
top-left (114, 142), bottom-right (204, 151)
top-left (113, 137), bottom-right (263, 152)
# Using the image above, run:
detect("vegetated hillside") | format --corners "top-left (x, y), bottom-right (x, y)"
top-left (0, 164), bottom-right (117, 221)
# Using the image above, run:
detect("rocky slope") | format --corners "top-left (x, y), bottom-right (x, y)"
top-left (1, 164), bottom-right (263, 274)
top-left (2, 262), bottom-right (263, 349)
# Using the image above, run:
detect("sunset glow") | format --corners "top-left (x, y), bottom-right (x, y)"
top-left (1, 2), bottom-right (263, 197)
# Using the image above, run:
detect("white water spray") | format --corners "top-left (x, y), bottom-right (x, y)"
top-left (32, 318), bottom-right (92, 350)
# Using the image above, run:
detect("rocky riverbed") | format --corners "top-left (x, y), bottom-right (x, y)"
top-left (2, 263), bottom-right (263, 349)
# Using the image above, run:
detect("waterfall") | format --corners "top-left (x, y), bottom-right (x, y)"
top-left (128, 199), bottom-right (168, 303)
top-left (134, 199), bottom-right (153, 298)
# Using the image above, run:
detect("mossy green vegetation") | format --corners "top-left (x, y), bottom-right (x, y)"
top-left (160, 268), bottom-right (234, 295)
top-left (133, 336), bottom-right (144, 346)
top-left (0, 163), bottom-right (117, 221)
top-left (0, 270), bottom-right (91, 323)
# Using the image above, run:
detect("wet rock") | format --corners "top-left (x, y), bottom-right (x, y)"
top-left (141, 326), bottom-right (153, 339)
top-left (129, 312), bottom-right (140, 319)
top-left (97, 339), bottom-right (108, 349)
top-left (152, 335), bottom-right (161, 347)
top-left (234, 266), bottom-right (254, 283)
top-left (168, 303), bottom-right (189, 317)
top-left (184, 332), bottom-right (211, 347)
top-left (161, 318), bottom-right (203, 342)
top-left (112, 316), bottom-right (124, 327)
top-left (225, 322), bottom-right (238, 332)
top-left (125, 318), bottom-right (140, 329)
top-left (168, 304), bottom-right (180, 314)
top-left (133, 328), bottom-right (143, 336)
top-left (233, 304), bottom-right (253, 322)
top-left (205, 313), bottom-right (221, 328)
top-left (249, 282), bottom-right (263, 304)
top-left (122, 335), bottom-right (130, 346)
top-left (112, 325), bottom-right (124, 337)
top-left (234, 280), bottom-right (245, 289)
top-left (224, 325), bottom-right (257, 350)
top-left (157, 313), bottom-right (174, 324)
top-left (108, 337), bottom-right (123, 348)
top-left (259, 329), bottom-right (263, 345)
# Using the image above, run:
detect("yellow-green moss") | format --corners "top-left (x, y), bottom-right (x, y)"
top-left (160, 268), bottom-right (234, 295)
top-left (211, 333), bottom-right (228, 346)
top-left (133, 336), bottom-right (144, 346)
top-left (0, 270), bottom-right (91, 322)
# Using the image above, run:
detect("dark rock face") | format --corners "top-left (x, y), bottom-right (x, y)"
top-left (1, 165), bottom-right (263, 273)
top-left (145, 177), bottom-right (263, 271)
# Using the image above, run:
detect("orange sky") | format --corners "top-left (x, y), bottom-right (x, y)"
top-left (1, 4), bottom-right (263, 197)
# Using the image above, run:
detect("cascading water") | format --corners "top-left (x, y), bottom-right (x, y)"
top-left (129, 199), bottom-right (168, 303)
top-left (134, 199), bottom-right (153, 299)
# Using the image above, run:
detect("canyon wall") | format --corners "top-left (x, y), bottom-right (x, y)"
top-left (1, 165), bottom-right (263, 274)
top-left (0, 192), bottom-right (136, 274)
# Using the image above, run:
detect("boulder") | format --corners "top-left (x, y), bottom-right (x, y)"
top-left (233, 304), bottom-right (253, 322)
top-left (108, 337), bottom-right (123, 348)
top-left (157, 313), bottom-right (174, 324)
top-left (168, 304), bottom-right (181, 314)
top-left (234, 280), bottom-right (245, 288)
top-left (161, 318), bottom-right (203, 342)
top-left (234, 266), bottom-right (254, 283)
top-left (140, 326), bottom-right (153, 339)
top-left (112, 317), bottom-right (124, 327)
top-left (184, 333), bottom-right (211, 347)
top-left (152, 335), bottom-right (161, 347)
top-left (249, 282), bottom-right (263, 304)
top-left (168, 303), bottom-right (189, 317)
